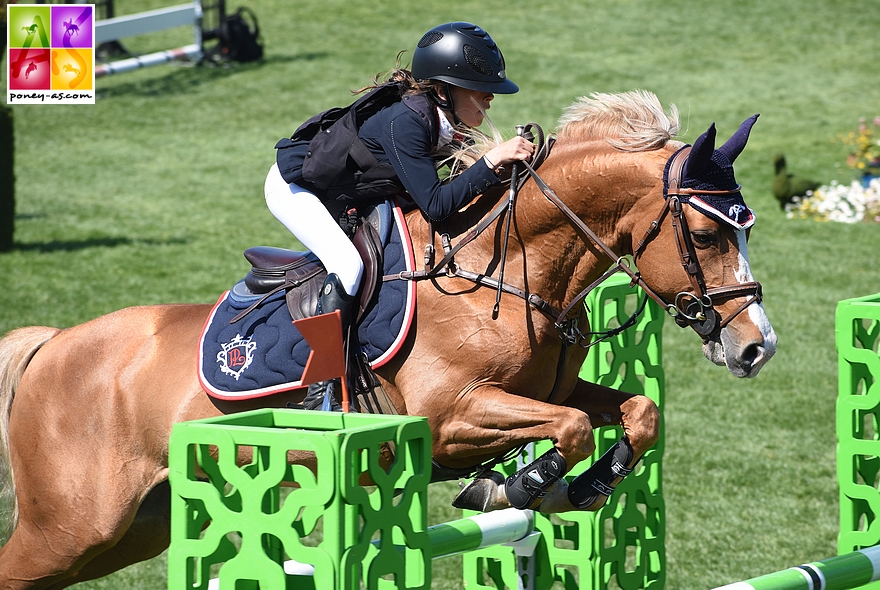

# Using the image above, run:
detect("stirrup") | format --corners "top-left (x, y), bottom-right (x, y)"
top-left (505, 447), bottom-right (567, 510)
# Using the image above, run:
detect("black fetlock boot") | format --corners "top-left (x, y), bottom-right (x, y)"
top-left (567, 436), bottom-right (635, 510)
top-left (303, 273), bottom-right (355, 412)
top-left (505, 447), bottom-right (568, 510)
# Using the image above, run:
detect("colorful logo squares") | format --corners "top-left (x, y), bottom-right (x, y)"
top-left (7, 5), bottom-right (96, 104)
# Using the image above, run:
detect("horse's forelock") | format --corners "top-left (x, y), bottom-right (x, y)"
top-left (556, 90), bottom-right (681, 152)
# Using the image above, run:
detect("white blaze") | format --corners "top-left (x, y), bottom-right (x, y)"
top-left (735, 230), bottom-right (777, 353)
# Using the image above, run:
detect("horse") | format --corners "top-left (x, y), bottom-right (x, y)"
top-left (62, 20), bottom-right (79, 37)
top-left (0, 90), bottom-right (776, 588)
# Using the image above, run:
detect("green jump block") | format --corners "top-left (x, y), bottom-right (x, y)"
top-left (168, 409), bottom-right (432, 590)
top-left (836, 293), bottom-right (880, 566)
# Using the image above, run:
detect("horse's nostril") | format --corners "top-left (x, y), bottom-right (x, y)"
top-left (742, 342), bottom-right (764, 368)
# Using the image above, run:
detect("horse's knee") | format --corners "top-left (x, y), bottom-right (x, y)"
top-left (553, 409), bottom-right (596, 467)
top-left (622, 395), bottom-right (660, 455)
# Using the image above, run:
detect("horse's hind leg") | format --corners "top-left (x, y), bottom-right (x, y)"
top-left (0, 464), bottom-right (164, 590)
top-left (0, 395), bottom-right (164, 588)
top-left (41, 482), bottom-right (172, 590)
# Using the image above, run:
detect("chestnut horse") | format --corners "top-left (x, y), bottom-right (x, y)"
top-left (0, 91), bottom-right (776, 588)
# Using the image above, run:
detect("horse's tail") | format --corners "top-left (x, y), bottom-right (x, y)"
top-left (0, 326), bottom-right (61, 544)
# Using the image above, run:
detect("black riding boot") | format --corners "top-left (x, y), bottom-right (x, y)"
top-left (301, 273), bottom-right (355, 411)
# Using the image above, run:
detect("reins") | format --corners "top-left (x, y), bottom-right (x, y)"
top-left (493, 124), bottom-right (526, 318)
top-left (385, 125), bottom-right (763, 346)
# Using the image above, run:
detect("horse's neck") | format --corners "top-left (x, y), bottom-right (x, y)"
top-left (510, 145), bottom-right (654, 303)
top-left (403, 145), bottom-right (664, 309)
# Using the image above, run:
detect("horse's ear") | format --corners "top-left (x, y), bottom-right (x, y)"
top-left (718, 114), bottom-right (760, 163)
top-left (683, 123), bottom-right (716, 179)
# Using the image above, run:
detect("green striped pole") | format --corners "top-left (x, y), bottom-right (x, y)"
top-left (713, 546), bottom-right (880, 590)
top-left (214, 508), bottom-right (537, 584)
top-left (427, 508), bottom-right (534, 559)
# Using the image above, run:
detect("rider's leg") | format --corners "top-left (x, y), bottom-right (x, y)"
top-left (264, 163), bottom-right (363, 294)
top-left (264, 164), bottom-right (361, 410)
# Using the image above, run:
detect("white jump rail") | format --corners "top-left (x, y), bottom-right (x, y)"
top-left (94, 2), bottom-right (203, 78)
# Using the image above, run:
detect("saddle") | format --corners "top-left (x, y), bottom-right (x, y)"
top-left (223, 201), bottom-right (400, 415)
top-left (234, 204), bottom-right (386, 326)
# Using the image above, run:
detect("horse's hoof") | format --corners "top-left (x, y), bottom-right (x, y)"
top-left (452, 471), bottom-right (505, 512)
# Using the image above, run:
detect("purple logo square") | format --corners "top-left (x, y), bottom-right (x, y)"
top-left (51, 5), bottom-right (93, 49)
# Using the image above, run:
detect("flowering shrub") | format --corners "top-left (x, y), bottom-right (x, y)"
top-left (785, 177), bottom-right (880, 223)
top-left (841, 116), bottom-right (880, 174)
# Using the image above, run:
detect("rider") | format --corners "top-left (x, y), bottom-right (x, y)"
top-left (265, 22), bottom-right (535, 406)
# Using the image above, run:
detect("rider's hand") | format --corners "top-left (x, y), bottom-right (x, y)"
top-left (483, 136), bottom-right (536, 171)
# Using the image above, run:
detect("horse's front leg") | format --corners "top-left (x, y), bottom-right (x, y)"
top-left (563, 378), bottom-right (660, 459)
top-left (409, 379), bottom-right (597, 513)
top-left (418, 379), bottom-right (597, 470)
top-left (534, 379), bottom-right (660, 513)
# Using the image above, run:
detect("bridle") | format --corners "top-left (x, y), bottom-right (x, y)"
top-left (386, 129), bottom-right (763, 344)
top-left (628, 145), bottom-right (764, 337)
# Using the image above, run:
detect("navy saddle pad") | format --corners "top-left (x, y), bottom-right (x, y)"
top-left (198, 199), bottom-right (416, 400)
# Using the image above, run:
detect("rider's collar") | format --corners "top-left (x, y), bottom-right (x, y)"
top-left (437, 106), bottom-right (456, 147)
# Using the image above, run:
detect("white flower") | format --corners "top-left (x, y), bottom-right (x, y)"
top-left (785, 178), bottom-right (880, 223)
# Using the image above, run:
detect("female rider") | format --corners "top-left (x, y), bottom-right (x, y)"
top-left (264, 22), bottom-right (535, 405)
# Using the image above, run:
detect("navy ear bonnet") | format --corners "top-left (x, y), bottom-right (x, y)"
top-left (664, 114), bottom-right (759, 230)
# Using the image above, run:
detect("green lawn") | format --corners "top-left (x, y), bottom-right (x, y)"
top-left (2, 0), bottom-right (880, 588)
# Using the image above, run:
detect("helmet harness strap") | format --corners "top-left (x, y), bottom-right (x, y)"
top-left (429, 81), bottom-right (461, 126)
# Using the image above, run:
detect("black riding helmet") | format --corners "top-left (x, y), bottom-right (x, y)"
top-left (412, 22), bottom-right (519, 96)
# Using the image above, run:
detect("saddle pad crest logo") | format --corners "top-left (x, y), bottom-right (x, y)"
top-left (216, 334), bottom-right (257, 381)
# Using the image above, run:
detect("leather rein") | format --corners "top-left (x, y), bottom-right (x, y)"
top-left (385, 127), bottom-right (763, 345)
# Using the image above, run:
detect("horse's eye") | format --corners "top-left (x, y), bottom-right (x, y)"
top-left (691, 231), bottom-right (717, 248)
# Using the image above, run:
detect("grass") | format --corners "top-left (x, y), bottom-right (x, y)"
top-left (2, 0), bottom-right (880, 587)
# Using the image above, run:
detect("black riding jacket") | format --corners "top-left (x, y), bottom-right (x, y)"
top-left (276, 94), bottom-right (500, 222)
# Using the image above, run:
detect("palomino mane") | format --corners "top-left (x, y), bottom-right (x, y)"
top-left (556, 90), bottom-right (681, 152)
top-left (438, 90), bottom-right (681, 178)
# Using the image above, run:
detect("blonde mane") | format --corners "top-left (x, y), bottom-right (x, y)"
top-left (556, 90), bottom-right (680, 151)
top-left (438, 90), bottom-right (680, 179)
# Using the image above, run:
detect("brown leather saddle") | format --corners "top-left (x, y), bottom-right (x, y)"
top-left (230, 205), bottom-right (400, 416)
top-left (232, 206), bottom-right (385, 326)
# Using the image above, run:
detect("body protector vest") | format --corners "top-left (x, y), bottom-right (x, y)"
top-left (274, 82), bottom-right (439, 201)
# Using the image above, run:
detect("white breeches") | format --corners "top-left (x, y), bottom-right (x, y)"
top-left (263, 163), bottom-right (363, 295)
